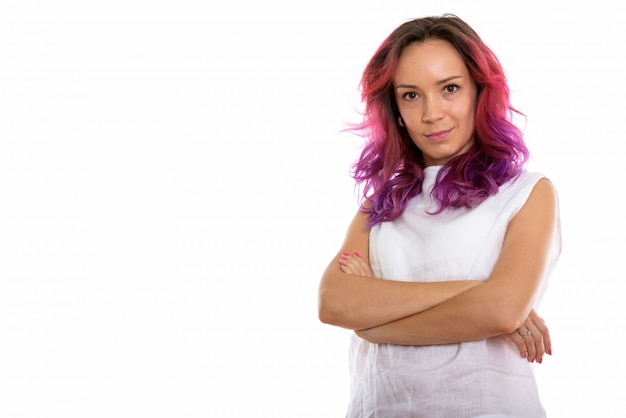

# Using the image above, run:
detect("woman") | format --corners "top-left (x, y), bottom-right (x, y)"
top-left (318, 14), bottom-right (562, 417)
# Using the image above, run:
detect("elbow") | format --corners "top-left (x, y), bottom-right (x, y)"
top-left (318, 287), bottom-right (354, 328)
top-left (494, 316), bottom-right (525, 335)
top-left (485, 299), bottom-right (530, 335)
top-left (318, 306), bottom-right (336, 326)
top-left (317, 287), bottom-right (342, 326)
top-left (317, 293), bottom-right (333, 325)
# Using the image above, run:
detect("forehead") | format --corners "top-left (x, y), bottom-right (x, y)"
top-left (394, 39), bottom-right (469, 84)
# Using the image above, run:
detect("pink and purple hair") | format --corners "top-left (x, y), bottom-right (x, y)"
top-left (348, 14), bottom-right (529, 226)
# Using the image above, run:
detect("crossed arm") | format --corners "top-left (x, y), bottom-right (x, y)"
top-left (318, 178), bottom-right (557, 363)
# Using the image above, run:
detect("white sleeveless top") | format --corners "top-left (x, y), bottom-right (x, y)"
top-left (346, 166), bottom-right (562, 418)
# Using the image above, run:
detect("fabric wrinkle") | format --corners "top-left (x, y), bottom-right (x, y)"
top-left (345, 167), bottom-right (560, 417)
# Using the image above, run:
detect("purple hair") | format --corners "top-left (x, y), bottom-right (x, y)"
top-left (348, 14), bottom-right (529, 226)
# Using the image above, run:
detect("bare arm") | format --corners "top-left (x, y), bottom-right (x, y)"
top-left (355, 179), bottom-right (558, 345)
top-left (317, 208), bottom-right (481, 330)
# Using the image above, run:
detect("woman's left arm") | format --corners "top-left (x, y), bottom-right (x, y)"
top-left (356, 178), bottom-right (558, 346)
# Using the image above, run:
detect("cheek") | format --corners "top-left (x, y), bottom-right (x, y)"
top-left (397, 104), bottom-right (414, 122)
top-left (405, 127), bottom-right (426, 150)
top-left (453, 100), bottom-right (476, 129)
top-left (399, 107), bottom-right (422, 130)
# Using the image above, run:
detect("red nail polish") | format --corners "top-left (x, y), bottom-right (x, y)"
top-left (546, 349), bottom-right (552, 355)
top-left (537, 358), bottom-right (542, 364)
top-left (354, 252), bottom-right (361, 257)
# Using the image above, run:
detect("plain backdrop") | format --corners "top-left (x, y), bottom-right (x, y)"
top-left (1, 1), bottom-right (624, 417)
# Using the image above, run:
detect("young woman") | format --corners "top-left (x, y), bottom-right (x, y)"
top-left (318, 14), bottom-right (562, 417)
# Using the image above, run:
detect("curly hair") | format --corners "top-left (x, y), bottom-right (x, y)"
top-left (347, 14), bottom-right (529, 226)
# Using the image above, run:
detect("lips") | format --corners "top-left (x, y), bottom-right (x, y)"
top-left (425, 129), bottom-right (452, 142)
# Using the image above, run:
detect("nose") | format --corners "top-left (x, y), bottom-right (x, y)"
top-left (422, 97), bottom-right (444, 123)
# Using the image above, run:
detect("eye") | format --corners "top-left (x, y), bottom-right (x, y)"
top-left (444, 84), bottom-right (459, 94)
top-left (402, 91), bottom-right (419, 101)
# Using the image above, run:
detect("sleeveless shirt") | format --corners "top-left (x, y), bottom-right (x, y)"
top-left (346, 166), bottom-right (562, 418)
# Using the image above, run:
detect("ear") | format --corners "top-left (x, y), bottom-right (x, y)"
top-left (398, 116), bottom-right (406, 127)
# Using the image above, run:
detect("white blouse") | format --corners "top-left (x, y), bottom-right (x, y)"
top-left (346, 166), bottom-right (562, 418)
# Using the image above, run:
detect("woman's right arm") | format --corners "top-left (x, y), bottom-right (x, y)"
top-left (317, 209), bottom-right (480, 331)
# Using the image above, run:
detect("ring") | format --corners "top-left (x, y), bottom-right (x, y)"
top-left (521, 330), bottom-right (532, 337)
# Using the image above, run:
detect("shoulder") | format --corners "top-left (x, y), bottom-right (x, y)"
top-left (505, 173), bottom-right (560, 260)
top-left (508, 170), bottom-right (550, 189)
top-left (517, 177), bottom-right (557, 219)
top-left (499, 170), bottom-right (556, 202)
top-left (476, 170), bottom-right (558, 227)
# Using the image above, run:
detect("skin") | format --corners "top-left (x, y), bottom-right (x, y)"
top-left (395, 39), bottom-right (477, 167)
top-left (318, 39), bottom-right (556, 363)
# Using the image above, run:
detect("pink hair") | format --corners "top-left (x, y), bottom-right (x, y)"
top-left (347, 14), bottom-right (529, 226)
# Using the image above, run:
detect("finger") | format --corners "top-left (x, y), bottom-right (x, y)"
top-left (339, 253), bottom-right (369, 276)
top-left (517, 327), bottom-right (536, 362)
top-left (533, 315), bottom-right (552, 356)
top-left (339, 252), bottom-right (348, 267)
top-left (520, 318), bottom-right (548, 363)
top-left (507, 332), bottom-right (528, 359)
top-left (352, 252), bottom-right (373, 276)
top-left (525, 324), bottom-right (544, 363)
top-left (526, 319), bottom-right (549, 362)
top-left (339, 262), bottom-right (353, 274)
top-left (339, 253), bottom-right (356, 274)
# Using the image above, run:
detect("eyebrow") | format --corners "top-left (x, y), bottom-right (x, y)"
top-left (395, 75), bottom-right (463, 90)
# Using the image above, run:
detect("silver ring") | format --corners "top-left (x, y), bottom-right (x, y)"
top-left (521, 330), bottom-right (532, 337)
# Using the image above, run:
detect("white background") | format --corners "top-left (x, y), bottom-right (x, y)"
top-left (1, 1), bottom-right (624, 417)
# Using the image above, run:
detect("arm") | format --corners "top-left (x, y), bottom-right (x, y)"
top-left (339, 244), bottom-right (553, 363)
top-left (317, 208), bottom-right (481, 331)
top-left (356, 178), bottom-right (558, 345)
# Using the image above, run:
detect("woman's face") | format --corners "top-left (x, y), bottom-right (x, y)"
top-left (394, 39), bottom-right (478, 167)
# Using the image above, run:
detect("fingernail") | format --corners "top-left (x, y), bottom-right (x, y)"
top-left (523, 352), bottom-right (527, 359)
top-left (537, 358), bottom-right (542, 364)
top-left (530, 357), bottom-right (535, 363)
top-left (546, 349), bottom-right (552, 355)
top-left (354, 252), bottom-right (361, 257)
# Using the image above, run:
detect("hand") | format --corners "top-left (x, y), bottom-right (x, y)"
top-left (505, 309), bottom-right (552, 363)
top-left (339, 252), bottom-right (373, 277)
